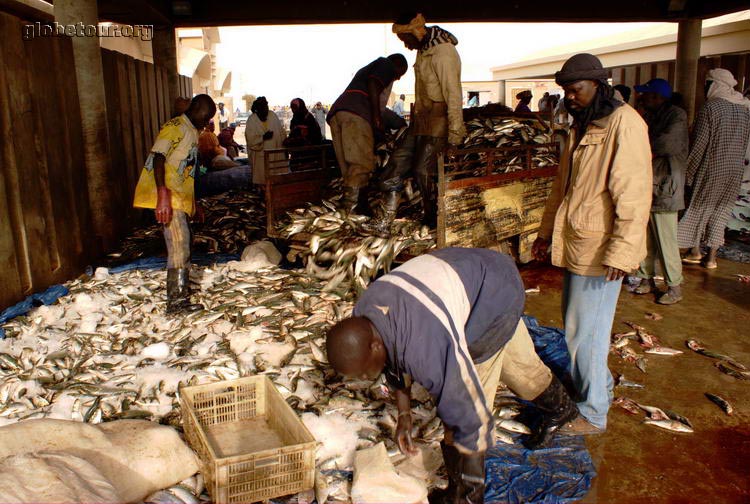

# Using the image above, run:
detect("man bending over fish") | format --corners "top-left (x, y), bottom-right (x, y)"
top-left (326, 248), bottom-right (579, 504)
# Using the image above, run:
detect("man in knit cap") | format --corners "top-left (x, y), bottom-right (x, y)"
top-left (532, 54), bottom-right (652, 435)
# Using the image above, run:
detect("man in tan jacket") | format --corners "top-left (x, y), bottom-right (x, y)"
top-left (374, 12), bottom-right (466, 232)
top-left (532, 54), bottom-right (652, 435)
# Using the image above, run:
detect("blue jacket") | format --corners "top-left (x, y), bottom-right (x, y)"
top-left (353, 247), bottom-right (525, 453)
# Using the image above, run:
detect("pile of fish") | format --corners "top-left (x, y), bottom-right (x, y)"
top-left (0, 260), bottom-right (462, 502)
top-left (445, 116), bottom-right (559, 179)
top-left (282, 198), bottom-right (436, 294)
top-left (108, 190), bottom-right (266, 264)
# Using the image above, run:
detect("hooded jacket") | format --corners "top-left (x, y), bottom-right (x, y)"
top-left (538, 104), bottom-right (652, 276)
top-left (412, 27), bottom-right (467, 143)
top-left (647, 103), bottom-right (688, 212)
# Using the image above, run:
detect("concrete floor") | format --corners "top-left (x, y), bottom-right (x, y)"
top-left (519, 258), bottom-right (750, 504)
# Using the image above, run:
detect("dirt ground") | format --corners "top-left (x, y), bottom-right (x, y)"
top-left (519, 258), bottom-right (750, 504)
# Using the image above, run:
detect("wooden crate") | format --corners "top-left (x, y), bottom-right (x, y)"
top-left (180, 376), bottom-right (316, 504)
top-left (263, 144), bottom-right (338, 238)
top-left (437, 142), bottom-right (559, 262)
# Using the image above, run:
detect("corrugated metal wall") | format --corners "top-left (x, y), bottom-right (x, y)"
top-left (610, 52), bottom-right (750, 112)
top-left (0, 10), bottom-right (192, 309)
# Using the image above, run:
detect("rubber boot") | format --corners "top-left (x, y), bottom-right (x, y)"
top-left (419, 174), bottom-right (437, 229)
top-left (354, 185), bottom-right (374, 217)
top-left (369, 191), bottom-right (401, 237)
top-left (340, 186), bottom-right (360, 215)
top-left (166, 268), bottom-right (204, 314)
top-left (429, 442), bottom-right (485, 504)
top-left (523, 376), bottom-right (580, 449)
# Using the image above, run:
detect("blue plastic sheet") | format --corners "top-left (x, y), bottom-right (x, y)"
top-left (108, 252), bottom-right (239, 273)
top-left (484, 316), bottom-right (596, 503)
top-left (0, 284), bottom-right (69, 339)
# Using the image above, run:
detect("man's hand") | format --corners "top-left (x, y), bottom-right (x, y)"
top-left (532, 237), bottom-right (551, 262)
top-left (192, 202), bottom-right (205, 223)
top-left (262, 130), bottom-right (273, 141)
top-left (155, 186), bottom-right (173, 224)
top-left (605, 266), bottom-right (627, 282)
top-left (396, 412), bottom-right (418, 456)
top-left (447, 130), bottom-right (464, 147)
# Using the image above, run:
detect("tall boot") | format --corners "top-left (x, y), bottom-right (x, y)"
top-left (340, 186), bottom-right (360, 215)
top-left (368, 191), bottom-right (401, 237)
top-left (354, 185), bottom-right (374, 217)
top-left (523, 376), bottom-right (580, 450)
top-left (429, 442), bottom-right (485, 504)
top-left (419, 174), bottom-right (437, 229)
top-left (166, 268), bottom-right (204, 314)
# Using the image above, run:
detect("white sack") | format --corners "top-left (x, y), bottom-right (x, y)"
top-left (0, 419), bottom-right (199, 503)
top-left (351, 442), bottom-right (428, 504)
top-left (0, 451), bottom-right (123, 503)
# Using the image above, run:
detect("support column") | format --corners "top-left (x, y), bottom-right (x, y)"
top-left (674, 18), bottom-right (702, 123)
top-left (152, 24), bottom-right (180, 109)
top-left (54, 0), bottom-right (115, 254)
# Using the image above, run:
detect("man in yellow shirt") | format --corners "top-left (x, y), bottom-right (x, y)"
top-left (133, 94), bottom-right (216, 313)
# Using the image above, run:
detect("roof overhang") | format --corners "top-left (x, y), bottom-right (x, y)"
top-left (94, 0), bottom-right (750, 27)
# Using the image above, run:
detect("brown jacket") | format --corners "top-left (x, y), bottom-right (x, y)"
top-left (538, 104), bottom-right (652, 276)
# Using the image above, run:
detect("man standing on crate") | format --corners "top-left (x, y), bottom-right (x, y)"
top-left (532, 54), bottom-right (651, 435)
top-left (133, 94), bottom-right (216, 314)
top-left (327, 54), bottom-right (409, 215)
top-left (374, 12), bottom-right (467, 233)
top-left (326, 248), bottom-right (580, 504)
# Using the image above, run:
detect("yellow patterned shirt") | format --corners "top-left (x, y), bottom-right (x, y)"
top-left (133, 114), bottom-right (199, 216)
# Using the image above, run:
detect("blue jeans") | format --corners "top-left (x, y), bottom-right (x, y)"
top-left (562, 271), bottom-right (622, 429)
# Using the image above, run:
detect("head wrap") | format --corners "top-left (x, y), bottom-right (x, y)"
top-left (556, 54), bottom-right (622, 132)
top-left (392, 13), bottom-right (426, 37)
top-left (555, 53), bottom-right (609, 86)
top-left (706, 68), bottom-right (750, 109)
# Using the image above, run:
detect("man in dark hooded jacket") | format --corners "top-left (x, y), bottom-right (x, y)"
top-left (632, 78), bottom-right (688, 305)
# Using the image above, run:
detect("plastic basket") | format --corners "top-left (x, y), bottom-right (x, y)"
top-left (180, 376), bottom-right (316, 503)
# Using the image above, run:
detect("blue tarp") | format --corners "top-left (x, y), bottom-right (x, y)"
top-left (0, 284), bottom-right (69, 339)
top-left (483, 316), bottom-right (595, 503)
top-left (0, 252), bottom-right (240, 338)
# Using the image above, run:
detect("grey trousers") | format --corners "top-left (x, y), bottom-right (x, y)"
top-left (164, 210), bottom-right (191, 269)
top-left (637, 211), bottom-right (684, 287)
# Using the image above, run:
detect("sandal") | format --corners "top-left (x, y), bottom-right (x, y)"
top-left (682, 256), bottom-right (702, 264)
top-left (702, 261), bottom-right (718, 270)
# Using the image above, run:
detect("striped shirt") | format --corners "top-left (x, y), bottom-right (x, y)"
top-left (353, 248), bottom-right (525, 453)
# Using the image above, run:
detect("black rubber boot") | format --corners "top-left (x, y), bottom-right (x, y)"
top-left (419, 174), bottom-right (437, 229)
top-left (340, 186), bottom-right (360, 215)
top-left (523, 376), bottom-right (580, 450)
top-left (369, 191), bottom-right (401, 237)
top-left (166, 268), bottom-right (204, 314)
top-left (354, 185), bottom-right (374, 217)
top-left (429, 442), bottom-right (485, 504)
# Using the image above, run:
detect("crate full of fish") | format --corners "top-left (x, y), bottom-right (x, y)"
top-left (180, 376), bottom-right (317, 504)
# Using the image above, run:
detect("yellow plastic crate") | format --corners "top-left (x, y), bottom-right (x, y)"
top-left (180, 376), bottom-right (316, 503)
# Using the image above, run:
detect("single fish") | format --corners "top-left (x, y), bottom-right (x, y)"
top-left (497, 419), bottom-right (531, 435)
top-left (715, 361), bottom-right (750, 380)
top-left (705, 393), bottom-right (733, 415)
top-left (644, 346), bottom-right (683, 356)
top-left (643, 419), bottom-right (694, 433)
